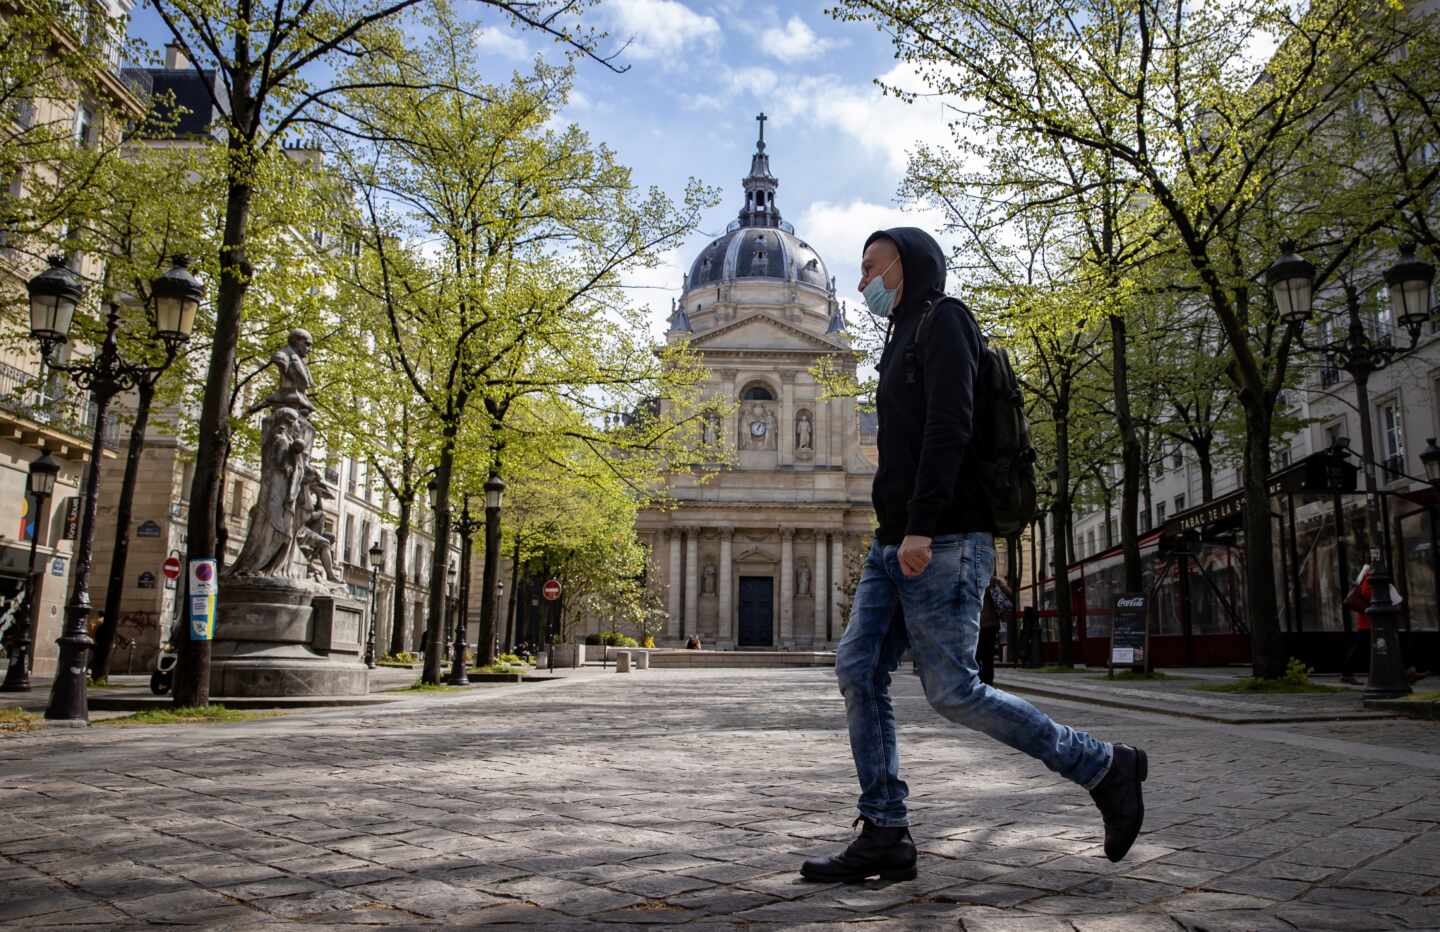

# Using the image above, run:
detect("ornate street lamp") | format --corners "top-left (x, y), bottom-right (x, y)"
top-left (1423, 438), bottom-right (1440, 487)
top-left (1385, 244), bottom-right (1436, 340)
top-left (365, 541), bottom-right (384, 668)
top-left (1281, 244), bottom-right (1432, 699)
top-left (1, 453), bottom-right (61, 692)
top-left (92, 257), bottom-right (205, 681)
top-left (1266, 241), bottom-right (1316, 329)
top-left (27, 259), bottom-right (199, 723)
top-left (447, 498), bottom-right (483, 686)
top-left (27, 257), bottom-right (84, 351)
top-left (479, 472), bottom-right (506, 667)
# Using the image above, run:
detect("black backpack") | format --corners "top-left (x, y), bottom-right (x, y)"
top-left (912, 298), bottom-right (1038, 536)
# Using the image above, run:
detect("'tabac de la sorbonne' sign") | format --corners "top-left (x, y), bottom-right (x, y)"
top-left (1165, 452), bottom-right (1358, 535)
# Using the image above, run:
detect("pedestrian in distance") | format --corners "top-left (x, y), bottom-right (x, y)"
top-left (978, 575), bottom-right (1012, 686)
top-left (801, 228), bottom-right (1148, 885)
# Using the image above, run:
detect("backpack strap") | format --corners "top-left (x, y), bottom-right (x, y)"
top-left (905, 297), bottom-right (983, 385)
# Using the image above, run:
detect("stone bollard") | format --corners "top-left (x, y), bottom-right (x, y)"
top-left (614, 651), bottom-right (631, 673)
top-left (634, 651), bottom-right (650, 670)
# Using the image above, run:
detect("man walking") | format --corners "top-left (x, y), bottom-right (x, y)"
top-left (801, 228), bottom-right (1148, 884)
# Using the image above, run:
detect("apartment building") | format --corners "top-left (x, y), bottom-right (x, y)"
top-left (0, 0), bottom-right (143, 675)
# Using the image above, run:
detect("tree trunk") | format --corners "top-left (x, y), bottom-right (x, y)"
top-left (1241, 399), bottom-right (1286, 678)
top-left (1053, 408), bottom-right (1074, 667)
top-left (173, 152), bottom-right (254, 708)
top-left (421, 437), bottom-right (455, 684)
top-left (505, 538), bottom-right (520, 651)
top-left (1195, 436), bottom-right (1215, 503)
top-left (1110, 314), bottom-right (1143, 592)
top-left (91, 377), bottom-right (157, 680)
top-left (389, 497), bottom-right (411, 656)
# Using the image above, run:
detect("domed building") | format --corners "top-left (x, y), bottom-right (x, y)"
top-left (637, 116), bottom-right (876, 650)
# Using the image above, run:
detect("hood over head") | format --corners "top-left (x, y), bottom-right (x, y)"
top-left (863, 227), bottom-right (946, 318)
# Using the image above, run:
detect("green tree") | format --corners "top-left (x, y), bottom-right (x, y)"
top-left (838, 0), bottom-right (1440, 676)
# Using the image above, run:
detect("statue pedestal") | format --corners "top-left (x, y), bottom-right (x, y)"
top-left (210, 576), bottom-right (369, 698)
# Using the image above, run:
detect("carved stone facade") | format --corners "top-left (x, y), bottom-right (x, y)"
top-left (635, 119), bottom-right (876, 650)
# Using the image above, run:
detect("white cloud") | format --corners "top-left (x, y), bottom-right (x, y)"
top-left (762, 16), bottom-right (843, 63)
top-left (618, 246), bottom-right (693, 338)
top-left (772, 63), bottom-right (958, 177)
top-left (797, 199), bottom-right (951, 307)
top-left (605, 0), bottom-right (721, 61)
top-left (725, 66), bottom-right (778, 97)
top-left (681, 93), bottom-right (725, 112)
top-left (472, 26), bottom-right (529, 60)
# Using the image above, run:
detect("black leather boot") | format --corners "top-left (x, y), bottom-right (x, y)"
top-left (800, 817), bottom-right (917, 883)
top-left (1090, 744), bottom-right (1148, 862)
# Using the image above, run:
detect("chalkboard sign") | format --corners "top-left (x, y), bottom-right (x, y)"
top-left (1110, 593), bottom-right (1147, 671)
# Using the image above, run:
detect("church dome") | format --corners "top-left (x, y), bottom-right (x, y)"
top-left (682, 113), bottom-right (831, 296)
top-left (687, 226), bottom-right (830, 290)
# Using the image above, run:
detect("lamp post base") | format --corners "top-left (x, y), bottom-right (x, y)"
top-left (1362, 567), bottom-right (1411, 700)
top-left (44, 608), bottom-right (94, 723)
top-left (0, 645), bottom-right (32, 692)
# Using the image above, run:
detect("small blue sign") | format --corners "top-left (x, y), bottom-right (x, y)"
top-left (50, 557), bottom-right (65, 576)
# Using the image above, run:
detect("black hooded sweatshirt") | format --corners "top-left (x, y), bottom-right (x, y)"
top-left (867, 227), bottom-right (990, 544)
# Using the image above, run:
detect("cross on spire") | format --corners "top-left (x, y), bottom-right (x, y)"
top-left (756, 111), bottom-right (767, 150)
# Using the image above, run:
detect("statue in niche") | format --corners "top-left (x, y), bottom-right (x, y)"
top-left (702, 413), bottom-right (718, 446)
top-left (702, 562), bottom-right (716, 595)
top-left (745, 402), bottom-right (776, 450)
top-left (796, 410), bottom-right (813, 450)
top-left (797, 559), bottom-right (811, 596)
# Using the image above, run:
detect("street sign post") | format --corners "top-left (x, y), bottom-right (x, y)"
top-left (1110, 594), bottom-right (1147, 676)
top-left (162, 555), bottom-right (182, 580)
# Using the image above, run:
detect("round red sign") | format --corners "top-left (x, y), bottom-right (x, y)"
top-left (162, 556), bottom-right (182, 580)
top-left (542, 579), bottom-right (561, 601)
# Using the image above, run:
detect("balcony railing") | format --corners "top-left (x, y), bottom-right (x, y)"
top-left (0, 360), bottom-right (122, 449)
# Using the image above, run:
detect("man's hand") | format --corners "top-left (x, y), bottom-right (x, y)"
top-left (898, 535), bottom-right (932, 577)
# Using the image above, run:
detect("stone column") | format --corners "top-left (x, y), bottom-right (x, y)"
top-left (718, 528), bottom-right (734, 646)
top-left (718, 368), bottom-right (738, 454)
top-left (821, 396), bottom-right (833, 468)
top-left (780, 371), bottom-right (795, 466)
top-left (814, 532), bottom-right (828, 646)
top-left (667, 530), bottom-right (682, 639)
top-left (685, 528), bottom-right (700, 639)
top-left (831, 534), bottom-right (846, 640)
top-left (780, 528), bottom-right (794, 646)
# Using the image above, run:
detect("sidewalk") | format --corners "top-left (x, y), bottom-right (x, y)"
top-left (3, 665), bottom-right (1439, 930)
top-left (994, 666), bottom-right (1393, 724)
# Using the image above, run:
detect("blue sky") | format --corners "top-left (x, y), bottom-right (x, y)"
top-left (127, 0), bottom-right (954, 334)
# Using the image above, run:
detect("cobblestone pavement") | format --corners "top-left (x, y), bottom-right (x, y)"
top-left (2, 668), bottom-right (1439, 931)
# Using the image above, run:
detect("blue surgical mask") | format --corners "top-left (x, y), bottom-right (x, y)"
top-left (862, 257), bottom-right (900, 317)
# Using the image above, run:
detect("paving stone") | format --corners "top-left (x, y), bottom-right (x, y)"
top-left (2, 667), bottom-right (1439, 930)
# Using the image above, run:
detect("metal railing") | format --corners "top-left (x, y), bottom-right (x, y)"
top-left (0, 360), bottom-right (122, 449)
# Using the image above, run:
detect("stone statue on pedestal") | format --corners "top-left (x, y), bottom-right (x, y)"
top-left (213, 331), bottom-right (367, 699)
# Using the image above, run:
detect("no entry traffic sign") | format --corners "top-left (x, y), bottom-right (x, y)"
top-left (542, 579), bottom-right (561, 601)
top-left (162, 555), bottom-right (182, 580)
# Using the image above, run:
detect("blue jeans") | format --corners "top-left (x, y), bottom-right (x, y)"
top-left (836, 533), bottom-right (1113, 827)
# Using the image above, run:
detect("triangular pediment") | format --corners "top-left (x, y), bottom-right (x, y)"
top-left (689, 313), bottom-right (840, 353)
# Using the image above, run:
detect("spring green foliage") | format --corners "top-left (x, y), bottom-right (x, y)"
top-left (835, 0), bottom-right (1440, 676)
top-left (1198, 659), bottom-right (1346, 693)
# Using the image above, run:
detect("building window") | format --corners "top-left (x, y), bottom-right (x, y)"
top-left (741, 383), bottom-right (775, 401)
top-left (1140, 508), bottom-right (1152, 533)
top-left (1325, 420), bottom-right (1346, 450)
top-left (1151, 457), bottom-right (1163, 479)
top-left (1086, 529), bottom-right (1097, 557)
top-left (1156, 501), bottom-right (1167, 523)
top-left (1173, 494), bottom-right (1185, 513)
top-left (74, 105), bottom-right (94, 147)
top-left (1379, 398), bottom-right (1405, 479)
top-left (1275, 446), bottom-right (1291, 468)
top-left (1170, 448), bottom-right (1183, 469)
top-left (342, 515), bottom-right (354, 564)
